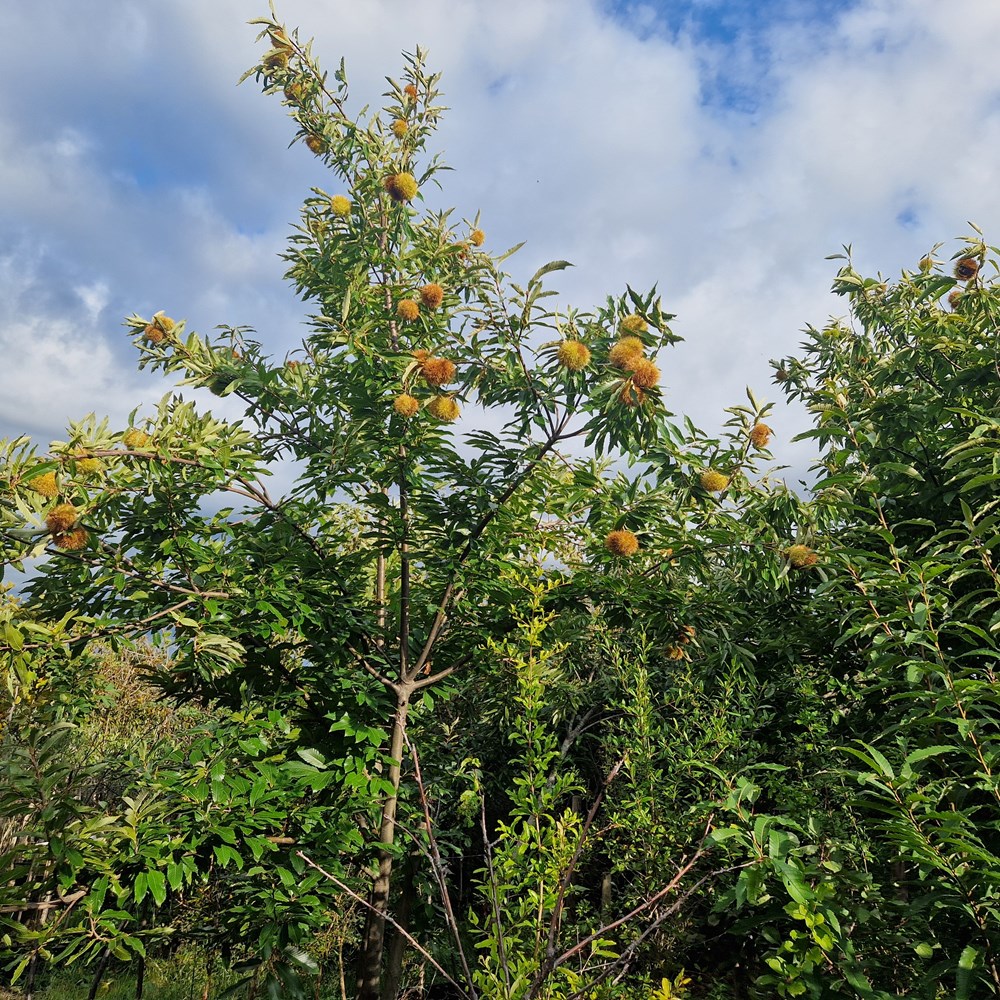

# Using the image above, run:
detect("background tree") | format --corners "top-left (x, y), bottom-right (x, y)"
top-left (765, 236), bottom-right (1000, 997)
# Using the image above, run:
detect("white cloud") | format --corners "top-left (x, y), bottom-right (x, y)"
top-left (0, 315), bottom-right (130, 439)
top-left (75, 281), bottom-right (110, 324)
top-left (0, 0), bottom-right (999, 486)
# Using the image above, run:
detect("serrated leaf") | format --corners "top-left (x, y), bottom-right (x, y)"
top-left (903, 745), bottom-right (954, 767)
top-left (528, 260), bottom-right (573, 286)
top-left (296, 747), bottom-right (327, 769)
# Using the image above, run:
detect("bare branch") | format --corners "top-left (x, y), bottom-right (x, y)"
top-left (528, 814), bottom-right (714, 1000)
top-left (542, 757), bottom-right (626, 972)
top-left (296, 852), bottom-right (474, 1000)
top-left (412, 654), bottom-right (471, 691)
top-left (0, 890), bottom-right (85, 914)
top-left (404, 735), bottom-right (478, 1000)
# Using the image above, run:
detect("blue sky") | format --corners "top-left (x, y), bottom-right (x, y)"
top-left (605, 0), bottom-right (856, 39)
top-left (2, 0), bottom-right (999, 478)
top-left (606, 0), bottom-right (860, 110)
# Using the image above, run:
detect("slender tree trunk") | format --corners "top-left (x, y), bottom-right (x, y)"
top-left (25, 886), bottom-right (55, 999)
top-left (381, 858), bottom-right (416, 1000)
top-left (358, 445), bottom-right (415, 1000)
top-left (135, 908), bottom-right (147, 999)
top-left (601, 872), bottom-right (613, 924)
top-left (88, 947), bottom-right (112, 1000)
top-left (357, 691), bottom-right (411, 1000)
top-left (201, 950), bottom-right (214, 1000)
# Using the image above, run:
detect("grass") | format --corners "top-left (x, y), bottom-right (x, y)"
top-left (2, 951), bottom-right (251, 999)
top-left (2, 951), bottom-right (356, 999)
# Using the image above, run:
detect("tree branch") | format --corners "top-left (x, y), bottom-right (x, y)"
top-left (404, 735), bottom-right (478, 999)
top-left (296, 853), bottom-right (474, 1000)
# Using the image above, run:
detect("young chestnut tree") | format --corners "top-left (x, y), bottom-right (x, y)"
top-left (0, 9), bottom-right (674, 996)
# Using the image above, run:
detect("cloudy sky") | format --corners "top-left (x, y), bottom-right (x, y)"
top-left (2, 0), bottom-right (999, 480)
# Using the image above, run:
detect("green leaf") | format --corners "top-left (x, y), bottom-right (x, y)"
top-left (957, 944), bottom-right (979, 1000)
top-left (296, 747), bottom-right (327, 769)
top-left (528, 260), bottom-right (573, 285)
top-left (904, 745), bottom-right (954, 767)
top-left (875, 461), bottom-right (924, 481)
top-left (88, 876), bottom-right (109, 913)
top-left (840, 743), bottom-right (895, 781)
top-left (4, 624), bottom-right (24, 651)
top-left (708, 827), bottom-right (742, 844)
top-left (167, 863), bottom-right (184, 891)
top-left (214, 845), bottom-right (244, 870)
top-left (771, 859), bottom-right (813, 906)
top-left (146, 869), bottom-right (167, 907)
top-left (122, 935), bottom-right (146, 958)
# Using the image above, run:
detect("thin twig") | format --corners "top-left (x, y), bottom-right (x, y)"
top-left (413, 413), bottom-right (572, 674)
top-left (404, 735), bottom-right (479, 1000)
top-left (543, 757), bottom-right (626, 968)
top-left (59, 545), bottom-right (229, 600)
top-left (479, 798), bottom-right (513, 993)
top-left (296, 853), bottom-right (473, 1000)
top-left (527, 815), bottom-right (714, 1000)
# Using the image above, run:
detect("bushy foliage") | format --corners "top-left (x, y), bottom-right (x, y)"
top-left (769, 237), bottom-right (1000, 997)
